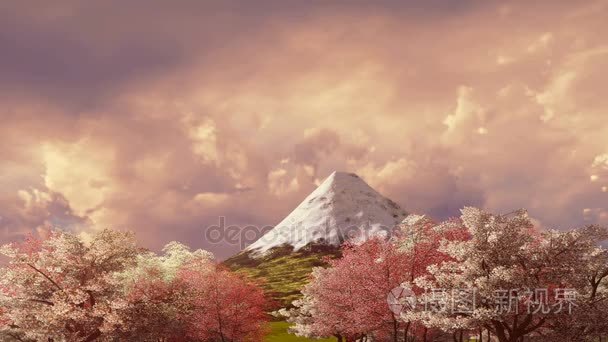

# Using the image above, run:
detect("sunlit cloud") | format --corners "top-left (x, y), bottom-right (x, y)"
top-left (0, 1), bottom-right (607, 258)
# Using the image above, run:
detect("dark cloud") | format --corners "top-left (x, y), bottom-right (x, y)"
top-left (0, 0), bottom-right (494, 107)
top-left (0, 189), bottom-right (89, 239)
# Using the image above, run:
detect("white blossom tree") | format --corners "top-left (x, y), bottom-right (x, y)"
top-left (401, 207), bottom-right (608, 342)
top-left (0, 229), bottom-right (140, 341)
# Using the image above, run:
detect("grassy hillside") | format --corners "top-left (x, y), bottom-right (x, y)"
top-left (223, 244), bottom-right (341, 307)
top-left (264, 322), bottom-right (336, 342)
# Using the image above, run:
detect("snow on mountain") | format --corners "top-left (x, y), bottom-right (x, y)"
top-left (245, 171), bottom-right (408, 254)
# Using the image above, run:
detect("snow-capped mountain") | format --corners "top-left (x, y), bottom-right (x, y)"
top-left (245, 171), bottom-right (408, 254)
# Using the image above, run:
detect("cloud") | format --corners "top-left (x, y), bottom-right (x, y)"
top-left (0, 188), bottom-right (89, 239)
top-left (294, 129), bottom-right (341, 173)
top-left (442, 86), bottom-right (486, 143)
top-left (267, 168), bottom-right (300, 197)
top-left (0, 0), bottom-right (607, 258)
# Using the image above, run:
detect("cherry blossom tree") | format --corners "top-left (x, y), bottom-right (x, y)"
top-left (530, 225), bottom-right (608, 341)
top-left (182, 266), bottom-right (268, 342)
top-left (283, 221), bottom-right (466, 342)
top-left (0, 229), bottom-right (140, 341)
top-left (282, 239), bottom-right (400, 341)
top-left (120, 268), bottom-right (192, 341)
top-left (119, 242), bottom-right (268, 342)
top-left (396, 214), bottom-right (469, 341)
top-left (402, 207), bottom-right (608, 342)
top-left (397, 214), bottom-right (469, 283)
top-left (0, 230), bottom-right (269, 342)
top-left (117, 242), bottom-right (215, 341)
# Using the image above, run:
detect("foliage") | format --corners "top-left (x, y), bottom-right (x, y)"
top-left (0, 229), bottom-right (140, 341)
top-left (0, 230), bottom-right (270, 342)
top-left (182, 266), bottom-right (269, 342)
top-left (283, 209), bottom-right (608, 342)
top-left (119, 242), bottom-right (269, 342)
top-left (402, 208), bottom-right (608, 342)
top-left (281, 216), bottom-right (465, 342)
top-left (116, 242), bottom-right (215, 341)
top-left (2, 207), bottom-right (607, 342)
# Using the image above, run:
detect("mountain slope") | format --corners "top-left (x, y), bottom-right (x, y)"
top-left (225, 245), bottom-right (340, 307)
top-left (225, 171), bottom-right (407, 307)
top-left (246, 171), bottom-right (408, 254)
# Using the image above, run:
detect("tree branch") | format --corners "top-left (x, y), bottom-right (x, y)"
top-left (26, 264), bottom-right (63, 291)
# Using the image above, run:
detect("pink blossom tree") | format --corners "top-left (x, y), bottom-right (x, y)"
top-left (0, 230), bottom-right (269, 342)
top-left (182, 266), bottom-right (268, 342)
top-left (284, 217), bottom-right (466, 342)
top-left (117, 242), bottom-right (215, 341)
top-left (119, 242), bottom-right (268, 342)
top-left (0, 229), bottom-right (140, 341)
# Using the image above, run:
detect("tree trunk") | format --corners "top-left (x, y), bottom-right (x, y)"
top-left (392, 316), bottom-right (399, 342)
top-left (83, 330), bottom-right (101, 342)
top-left (403, 322), bottom-right (410, 342)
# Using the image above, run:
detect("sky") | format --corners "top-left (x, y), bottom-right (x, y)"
top-left (1, 0), bottom-right (607, 259)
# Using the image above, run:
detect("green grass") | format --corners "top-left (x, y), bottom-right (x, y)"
top-left (225, 246), bottom-right (341, 340)
top-left (264, 321), bottom-right (336, 342)
top-left (224, 244), bottom-right (341, 307)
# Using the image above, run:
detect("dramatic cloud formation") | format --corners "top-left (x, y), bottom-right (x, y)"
top-left (1, 1), bottom-right (607, 258)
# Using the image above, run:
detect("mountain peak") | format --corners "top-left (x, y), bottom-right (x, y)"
top-left (321, 171), bottom-right (360, 184)
top-left (329, 170), bottom-right (358, 177)
top-left (245, 171), bottom-right (408, 254)
top-left (313, 171), bottom-right (362, 193)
